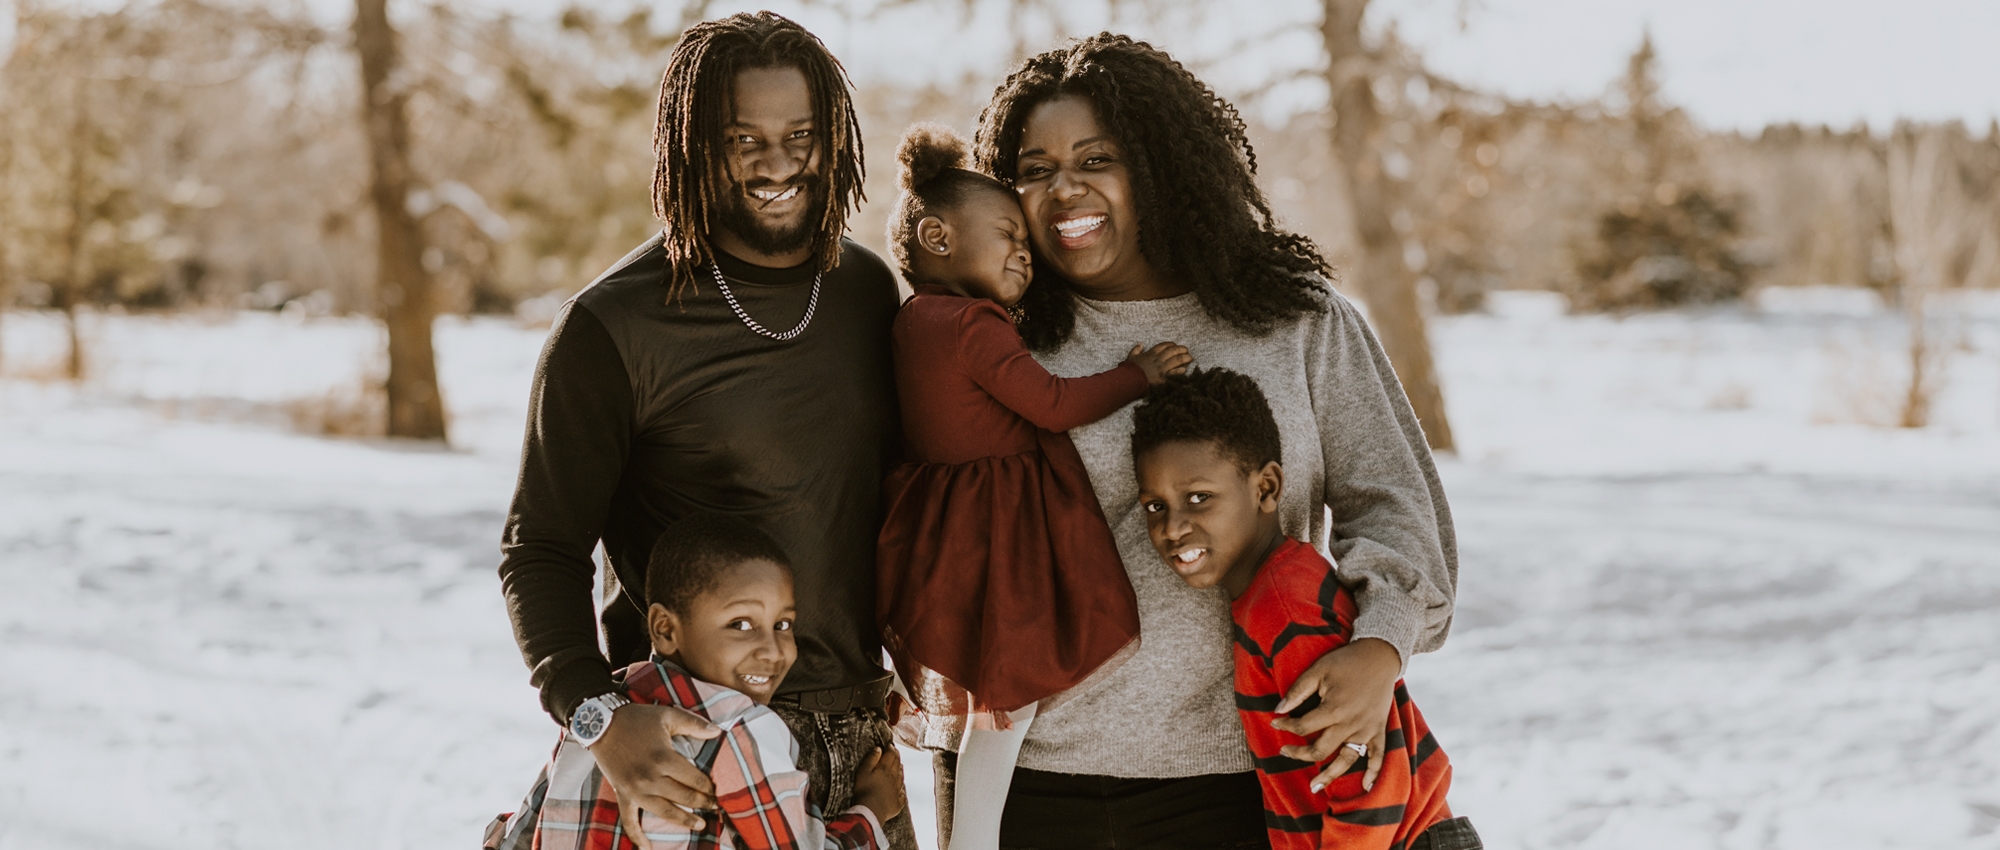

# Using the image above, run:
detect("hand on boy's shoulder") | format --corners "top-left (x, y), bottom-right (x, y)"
top-left (590, 703), bottom-right (722, 838)
top-left (1270, 637), bottom-right (1402, 794)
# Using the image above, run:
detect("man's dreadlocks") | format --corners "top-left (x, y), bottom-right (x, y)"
top-left (651, 11), bottom-right (865, 301)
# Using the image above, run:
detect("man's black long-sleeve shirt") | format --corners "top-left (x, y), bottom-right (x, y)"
top-left (500, 234), bottom-right (900, 725)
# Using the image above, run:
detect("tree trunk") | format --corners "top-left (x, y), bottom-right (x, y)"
top-left (0, 105), bottom-right (13, 376)
top-left (59, 87), bottom-right (90, 382)
top-left (355, 0), bottom-right (447, 441)
top-left (1899, 299), bottom-right (1932, 428)
top-left (1320, 0), bottom-right (1454, 451)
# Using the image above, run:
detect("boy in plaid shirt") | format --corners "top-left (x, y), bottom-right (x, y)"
top-left (1131, 370), bottom-right (1481, 850)
top-left (491, 514), bottom-right (904, 850)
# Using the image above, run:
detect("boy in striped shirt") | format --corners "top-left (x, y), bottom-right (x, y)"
top-left (490, 514), bottom-right (903, 850)
top-left (1131, 369), bottom-right (1481, 850)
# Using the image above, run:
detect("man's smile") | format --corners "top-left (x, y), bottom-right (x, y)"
top-left (750, 184), bottom-right (802, 206)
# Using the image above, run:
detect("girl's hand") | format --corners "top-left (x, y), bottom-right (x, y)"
top-left (1267, 638), bottom-right (1401, 793)
top-left (853, 746), bottom-right (907, 822)
top-left (1126, 341), bottom-right (1194, 385)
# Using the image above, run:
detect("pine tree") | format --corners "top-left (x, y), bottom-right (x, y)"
top-left (1571, 31), bottom-right (1751, 311)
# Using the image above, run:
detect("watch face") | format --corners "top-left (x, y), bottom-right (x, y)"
top-left (572, 702), bottom-right (608, 742)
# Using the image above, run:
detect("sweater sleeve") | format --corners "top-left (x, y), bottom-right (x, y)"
top-left (1304, 291), bottom-right (1459, 667)
top-left (956, 301), bottom-right (1150, 432)
top-left (498, 301), bottom-right (634, 726)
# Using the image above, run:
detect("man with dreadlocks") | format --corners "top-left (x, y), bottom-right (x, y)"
top-left (497, 11), bottom-right (914, 848)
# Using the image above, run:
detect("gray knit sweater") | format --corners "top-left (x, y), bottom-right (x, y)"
top-left (1017, 286), bottom-right (1459, 778)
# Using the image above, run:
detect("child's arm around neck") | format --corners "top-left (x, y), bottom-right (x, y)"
top-left (948, 298), bottom-right (1155, 431)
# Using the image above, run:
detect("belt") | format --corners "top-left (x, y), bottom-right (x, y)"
top-left (771, 673), bottom-right (894, 714)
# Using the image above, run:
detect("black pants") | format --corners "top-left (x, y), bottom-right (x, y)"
top-left (937, 752), bottom-right (1268, 850)
top-left (936, 753), bottom-right (1483, 850)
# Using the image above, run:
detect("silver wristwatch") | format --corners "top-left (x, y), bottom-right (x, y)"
top-left (568, 693), bottom-right (631, 747)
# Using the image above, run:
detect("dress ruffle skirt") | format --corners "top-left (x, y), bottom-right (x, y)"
top-left (877, 429), bottom-right (1140, 747)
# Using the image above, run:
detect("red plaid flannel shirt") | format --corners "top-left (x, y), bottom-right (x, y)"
top-left (493, 659), bottom-right (887, 850)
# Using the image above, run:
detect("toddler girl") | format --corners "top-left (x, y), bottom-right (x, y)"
top-left (874, 124), bottom-right (1191, 849)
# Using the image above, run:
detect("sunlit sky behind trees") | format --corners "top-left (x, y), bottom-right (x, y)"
top-left (7, 0), bottom-right (1996, 129)
top-left (10, 0), bottom-right (1968, 132)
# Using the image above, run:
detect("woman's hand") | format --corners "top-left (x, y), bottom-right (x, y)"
top-left (1125, 341), bottom-right (1193, 385)
top-left (853, 746), bottom-right (907, 822)
top-left (588, 703), bottom-right (722, 847)
top-left (1268, 637), bottom-right (1401, 793)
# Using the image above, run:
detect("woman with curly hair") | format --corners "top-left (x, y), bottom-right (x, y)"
top-left (934, 34), bottom-right (1466, 850)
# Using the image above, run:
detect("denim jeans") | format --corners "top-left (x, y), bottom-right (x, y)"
top-left (770, 703), bottom-right (918, 850)
top-left (1409, 816), bottom-right (1483, 850)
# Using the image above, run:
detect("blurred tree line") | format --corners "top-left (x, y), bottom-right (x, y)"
top-left (3, 0), bottom-right (1997, 440)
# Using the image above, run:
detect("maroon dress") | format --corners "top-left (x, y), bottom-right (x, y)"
top-left (877, 286), bottom-right (1144, 725)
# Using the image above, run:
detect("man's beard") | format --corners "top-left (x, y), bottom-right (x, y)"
top-left (713, 173), bottom-right (828, 260)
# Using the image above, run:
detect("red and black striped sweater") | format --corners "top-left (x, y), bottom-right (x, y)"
top-left (1231, 539), bottom-right (1455, 850)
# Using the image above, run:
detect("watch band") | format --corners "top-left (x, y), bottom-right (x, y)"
top-left (568, 692), bottom-right (630, 747)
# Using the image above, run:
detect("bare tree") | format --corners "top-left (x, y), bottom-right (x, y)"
top-left (1884, 123), bottom-right (1988, 428)
top-left (2, 1), bottom-right (326, 378)
top-left (355, 0), bottom-right (447, 440)
top-left (4, 7), bottom-right (156, 381)
top-left (1319, 0), bottom-right (1454, 450)
top-left (54, 88), bottom-right (95, 380)
top-left (425, 2), bottom-right (706, 298)
top-left (0, 73), bottom-right (14, 374)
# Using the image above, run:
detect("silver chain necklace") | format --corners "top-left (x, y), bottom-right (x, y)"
top-left (707, 262), bottom-right (821, 341)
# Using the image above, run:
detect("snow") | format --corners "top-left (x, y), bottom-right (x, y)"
top-left (2, 300), bottom-right (1997, 849)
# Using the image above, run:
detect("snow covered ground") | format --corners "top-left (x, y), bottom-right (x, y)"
top-left (2, 293), bottom-right (1997, 850)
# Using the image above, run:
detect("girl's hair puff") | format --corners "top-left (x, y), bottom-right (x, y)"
top-left (887, 123), bottom-right (1011, 286)
top-left (897, 123), bottom-right (969, 192)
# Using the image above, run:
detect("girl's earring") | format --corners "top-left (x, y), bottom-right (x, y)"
top-left (1005, 303), bottom-right (1028, 325)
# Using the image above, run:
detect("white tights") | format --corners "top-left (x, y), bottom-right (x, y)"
top-left (946, 703), bottom-right (1036, 850)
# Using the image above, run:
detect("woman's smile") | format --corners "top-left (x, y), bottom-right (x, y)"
top-left (1051, 209), bottom-right (1109, 251)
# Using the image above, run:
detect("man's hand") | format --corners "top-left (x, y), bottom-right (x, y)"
top-left (1268, 638), bottom-right (1401, 794)
top-left (587, 703), bottom-right (722, 847)
top-left (853, 746), bottom-right (907, 822)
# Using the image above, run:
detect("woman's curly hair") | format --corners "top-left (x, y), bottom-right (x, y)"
top-left (973, 33), bottom-right (1331, 351)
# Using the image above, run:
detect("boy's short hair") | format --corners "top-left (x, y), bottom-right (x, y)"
top-left (645, 513), bottom-right (794, 615)
top-left (1130, 367), bottom-right (1283, 474)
